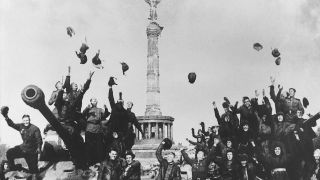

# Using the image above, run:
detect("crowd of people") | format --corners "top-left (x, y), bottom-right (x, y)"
top-left (157, 76), bottom-right (320, 180)
top-left (1, 67), bottom-right (320, 180)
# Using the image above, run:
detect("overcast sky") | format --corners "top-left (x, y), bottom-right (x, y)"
top-left (1, 0), bottom-right (320, 147)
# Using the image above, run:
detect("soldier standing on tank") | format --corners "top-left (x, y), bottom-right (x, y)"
top-left (82, 97), bottom-right (110, 166)
top-left (1, 107), bottom-right (42, 174)
top-left (107, 77), bottom-right (130, 156)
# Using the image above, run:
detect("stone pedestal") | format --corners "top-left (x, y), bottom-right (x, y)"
top-left (132, 115), bottom-right (174, 158)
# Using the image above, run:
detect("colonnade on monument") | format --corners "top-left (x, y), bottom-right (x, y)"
top-left (135, 120), bottom-right (173, 140)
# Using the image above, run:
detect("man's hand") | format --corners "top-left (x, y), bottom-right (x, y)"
top-left (278, 84), bottom-right (283, 90)
top-left (88, 71), bottom-right (95, 80)
top-left (87, 104), bottom-right (92, 109)
top-left (1, 106), bottom-right (9, 118)
top-left (200, 122), bottom-right (204, 126)
top-left (191, 128), bottom-right (194, 132)
top-left (186, 138), bottom-right (189, 141)
top-left (255, 90), bottom-right (259, 98)
top-left (270, 76), bottom-right (275, 85)
top-left (212, 101), bottom-right (217, 108)
top-left (67, 66), bottom-right (71, 76)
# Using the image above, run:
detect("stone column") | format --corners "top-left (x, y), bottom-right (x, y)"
top-left (170, 124), bottom-right (173, 140)
top-left (141, 123), bottom-right (145, 140)
top-left (145, 22), bottom-right (163, 116)
top-left (148, 123), bottom-right (151, 139)
top-left (168, 124), bottom-right (171, 139)
top-left (135, 127), bottom-right (137, 140)
top-left (155, 122), bottom-right (159, 139)
top-left (163, 123), bottom-right (168, 138)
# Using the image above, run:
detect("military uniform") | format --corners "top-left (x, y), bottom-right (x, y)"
top-left (283, 97), bottom-right (304, 121)
top-left (5, 118), bottom-right (42, 173)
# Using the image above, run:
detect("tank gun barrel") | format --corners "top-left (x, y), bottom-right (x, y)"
top-left (21, 85), bottom-right (86, 169)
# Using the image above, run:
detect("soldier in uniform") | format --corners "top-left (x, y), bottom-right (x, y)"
top-left (1, 107), bottom-right (42, 174)
top-left (98, 148), bottom-right (125, 180)
top-left (82, 97), bottom-right (110, 166)
top-left (156, 139), bottom-right (181, 180)
top-left (283, 88), bottom-right (304, 122)
top-left (121, 151), bottom-right (141, 180)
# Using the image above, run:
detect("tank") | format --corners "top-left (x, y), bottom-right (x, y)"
top-left (4, 85), bottom-right (98, 180)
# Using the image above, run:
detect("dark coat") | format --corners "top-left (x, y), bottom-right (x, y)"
top-left (5, 119), bottom-right (42, 153)
top-left (212, 156), bottom-right (240, 180)
top-left (269, 85), bottom-right (286, 114)
top-left (235, 103), bottom-right (258, 135)
top-left (107, 88), bottom-right (129, 134)
top-left (214, 108), bottom-right (239, 141)
top-left (181, 149), bottom-right (216, 180)
top-left (121, 160), bottom-right (141, 180)
top-left (156, 143), bottom-right (181, 180)
top-left (283, 97), bottom-right (304, 116)
top-left (82, 106), bottom-right (110, 133)
top-left (238, 163), bottom-right (257, 180)
top-left (66, 77), bottom-right (91, 113)
top-left (98, 158), bottom-right (124, 180)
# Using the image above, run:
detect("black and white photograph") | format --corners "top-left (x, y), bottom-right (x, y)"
top-left (1, 0), bottom-right (320, 179)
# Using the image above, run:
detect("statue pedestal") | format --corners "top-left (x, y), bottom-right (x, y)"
top-left (132, 115), bottom-right (174, 158)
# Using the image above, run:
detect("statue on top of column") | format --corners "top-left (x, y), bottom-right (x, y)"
top-left (145, 0), bottom-right (161, 21)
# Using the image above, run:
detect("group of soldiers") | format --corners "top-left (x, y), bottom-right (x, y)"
top-left (1, 69), bottom-right (320, 180)
top-left (156, 76), bottom-right (320, 180)
top-left (0, 66), bottom-right (145, 179)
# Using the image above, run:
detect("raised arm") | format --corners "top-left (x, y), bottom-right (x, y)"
top-left (4, 117), bottom-right (21, 131)
top-left (108, 88), bottom-right (116, 109)
top-left (156, 140), bottom-right (165, 163)
top-left (187, 138), bottom-right (199, 146)
top-left (81, 71), bottom-right (94, 94)
top-left (212, 101), bottom-right (222, 123)
top-left (191, 128), bottom-right (198, 139)
top-left (64, 66), bottom-right (71, 93)
top-left (263, 93), bottom-right (272, 116)
top-left (276, 85), bottom-right (283, 100)
top-left (269, 77), bottom-right (277, 102)
top-left (1, 107), bottom-right (21, 131)
top-left (48, 91), bottom-right (58, 106)
top-left (102, 105), bottom-right (111, 119)
top-left (303, 112), bottom-right (320, 127)
top-left (181, 149), bottom-right (193, 165)
top-left (131, 113), bottom-right (143, 134)
top-left (200, 122), bottom-right (208, 136)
